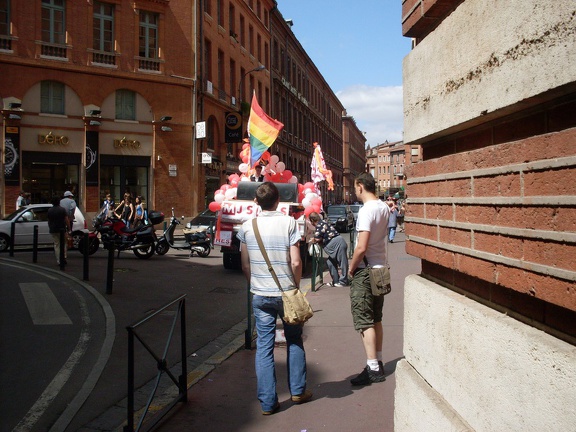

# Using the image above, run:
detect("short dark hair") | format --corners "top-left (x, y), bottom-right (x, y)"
top-left (309, 212), bottom-right (320, 223)
top-left (255, 182), bottom-right (279, 210)
top-left (51, 196), bottom-right (61, 206)
top-left (355, 172), bottom-right (376, 194)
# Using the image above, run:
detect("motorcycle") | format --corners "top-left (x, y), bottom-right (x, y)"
top-left (80, 207), bottom-right (164, 259)
top-left (155, 208), bottom-right (211, 257)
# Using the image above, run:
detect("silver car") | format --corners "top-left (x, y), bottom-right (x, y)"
top-left (0, 204), bottom-right (89, 252)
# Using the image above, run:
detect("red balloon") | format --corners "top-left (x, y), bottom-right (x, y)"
top-left (261, 151), bottom-right (270, 161)
top-left (304, 207), bottom-right (315, 217)
top-left (209, 201), bottom-right (221, 212)
top-left (283, 169), bottom-right (292, 180)
top-left (230, 179), bottom-right (239, 187)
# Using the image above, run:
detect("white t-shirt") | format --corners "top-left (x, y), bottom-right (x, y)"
top-left (237, 211), bottom-right (301, 296)
top-left (355, 199), bottom-right (390, 267)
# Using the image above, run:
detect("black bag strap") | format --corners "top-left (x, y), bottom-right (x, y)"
top-left (363, 256), bottom-right (370, 267)
top-left (252, 218), bottom-right (285, 293)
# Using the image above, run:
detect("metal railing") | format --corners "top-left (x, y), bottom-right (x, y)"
top-left (125, 295), bottom-right (187, 432)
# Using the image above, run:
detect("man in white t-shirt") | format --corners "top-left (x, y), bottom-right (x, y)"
top-left (347, 173), bottom-right (390, 386)
top-left (237, 182), bottom-right (311, 415)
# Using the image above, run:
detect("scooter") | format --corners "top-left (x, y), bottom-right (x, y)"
top-left (80, 206), bottom-right (164, 259)
top-left (155, 208), bottom-right (211, 257)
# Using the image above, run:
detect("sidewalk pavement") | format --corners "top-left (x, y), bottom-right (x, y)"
top-left (153, 232), bottom-right (420, 432)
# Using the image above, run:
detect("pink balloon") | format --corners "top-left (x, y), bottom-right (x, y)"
top-left (221, 184), bottom-right (231, 191)
top-left (270, 155), bottom-right (279, 164)
top-left (276, 162), bottom-right (285, 173)
top-left (304, 207), bottom-right (314, 217)
top-left (230, 179), bottom-right (239, 187)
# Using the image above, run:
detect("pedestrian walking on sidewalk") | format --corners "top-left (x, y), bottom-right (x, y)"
top-left (48, 196), bottom-right (69, 265)
top-left (308, 211), bottom-right (349, 286)
top-left (237, 182), bottom-right (312, 415)
top-left (347, 173), bottom-right (391, 385)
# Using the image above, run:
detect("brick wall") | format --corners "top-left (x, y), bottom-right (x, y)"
top-left (405, 106), bottom-right (576, 338)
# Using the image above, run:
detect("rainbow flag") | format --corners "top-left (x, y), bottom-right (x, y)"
top-left (248, 92), bottom-right (284, 167)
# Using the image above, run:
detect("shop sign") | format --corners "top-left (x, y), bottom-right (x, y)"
top-left (113, 137), bottom-right (141, 149)
top-left (38, 132), bottom-right (69, 145)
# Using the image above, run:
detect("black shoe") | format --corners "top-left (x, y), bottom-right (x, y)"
top-left (350, 366), bottom-right (386, 386)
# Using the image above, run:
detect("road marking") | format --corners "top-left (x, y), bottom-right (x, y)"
top-left (14, 289), bottom-right (91, 432)
top-left (20, 283), bottom-right (72, 325)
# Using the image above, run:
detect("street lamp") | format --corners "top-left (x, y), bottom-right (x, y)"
top-left (237, 65), bottom-right (265, 109)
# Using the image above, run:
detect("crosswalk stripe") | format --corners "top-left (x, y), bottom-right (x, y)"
top-left (20, 283), bottom-right (72, 325)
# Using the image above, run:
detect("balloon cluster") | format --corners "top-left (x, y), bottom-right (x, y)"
top-left (208, 142), bottom-right (323, 215)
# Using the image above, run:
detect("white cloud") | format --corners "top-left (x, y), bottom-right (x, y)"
top-left (337, 85), bottom-right (404, 146)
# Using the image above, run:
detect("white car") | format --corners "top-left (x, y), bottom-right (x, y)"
top-left (0, 204), bottom-right (89, 252)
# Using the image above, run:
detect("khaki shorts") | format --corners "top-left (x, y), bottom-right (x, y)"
top-left (350, 267), bottom-right (384, 332)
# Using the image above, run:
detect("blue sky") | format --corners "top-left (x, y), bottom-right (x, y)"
top-left (276, 0), bottom-right (412, 146)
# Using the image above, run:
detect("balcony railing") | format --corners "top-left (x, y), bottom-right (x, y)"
top-left (39, 41), bottom-right (68, 58)
top-left (0, 35), bottom-right (12, 50)
top-left (91, 50), bottom-right (117, 66)
top-left (136, 56), bottom-right (162, 72)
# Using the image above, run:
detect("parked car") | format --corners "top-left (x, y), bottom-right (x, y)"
top-left (0, 204), bottom-right (89, 252)
top-left (349, 204), bottom-right (363, 223)
top-left (326, 205), bottom-right (355, 233)
top-left (185, 208), bottom-right (217, 234)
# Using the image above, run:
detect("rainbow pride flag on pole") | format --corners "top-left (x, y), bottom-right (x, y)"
top-left (248, 92), bottom-right (284, 167)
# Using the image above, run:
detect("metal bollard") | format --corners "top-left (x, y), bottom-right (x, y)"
top-left (311, 246), bottom-right (324, 292)
top-left (33, 225), bottom-right (39, 263)
top-left (245, 281), bottom-right (252, 349)
top-left (59, 229), bottom-right (66, 270)
top-left (106, 242), bottom-right (114, 294)
top-left (82, 231), bottom-right (89, 281)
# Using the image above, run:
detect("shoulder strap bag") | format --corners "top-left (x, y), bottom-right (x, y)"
top-left (252, 218), bottom-right (313, 325)
top-left (363, 256), bottom-right (392, 296)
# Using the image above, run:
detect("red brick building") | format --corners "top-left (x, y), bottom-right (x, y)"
top-left (396, 0), bottom-right (576, 430)
top-left (0, 0), bottom-right (198, 217)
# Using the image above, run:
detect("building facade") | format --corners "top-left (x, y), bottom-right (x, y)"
top-left (0, 0), bottom-right (199, 218)
top-left (397, 0), bottom-right (576, 430)
top-left (365, 140), bottom-right (408, 198)
top-left (342, 111), bottom-right (366, 203)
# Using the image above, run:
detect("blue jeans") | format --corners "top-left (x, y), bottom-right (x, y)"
top-left (388, 226), bottom-right (397, 242)
top-left (253, 294), bottom-right (307, 411)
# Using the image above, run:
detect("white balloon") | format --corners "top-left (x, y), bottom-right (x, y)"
top-left (270, 155), bottom-right (279, 164)
top-left (302, 197), bottom-right (311, 208)
top-left (240, 176), bottom-right (250, 181)
top-left (276, 161), bottom-right (285, 173)
top-left (288, 176), bottom-right (298, 184)
top-left (239, 163), bottom-right (249, 173)
top-left (225, 188), bottom-right (236, 200)
top-left (214, 193), bottom-right (225, 203)
top-left (306, 192), bottom-right (318, 200)
top-left (303, 188), bottom-right (312, 195)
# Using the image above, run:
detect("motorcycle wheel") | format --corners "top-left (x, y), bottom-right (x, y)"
top-left (79, 236), bottom-right (100, 256)
top-left (197, 245), bottom-right (211, 257)
top-left (155, 240), bottom-right (169, 256)
top-left (133, 244), bottom-right (155, 259)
